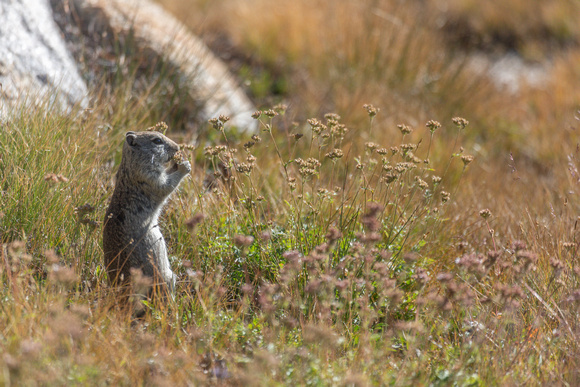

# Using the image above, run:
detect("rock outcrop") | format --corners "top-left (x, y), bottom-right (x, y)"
top-left (0, 0), bottom-right (88, 112)
top-left (69, 0), bottom-right (257, 131)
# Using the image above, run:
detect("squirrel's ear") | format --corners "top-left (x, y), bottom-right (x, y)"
top-left (126, 132), bottom-right (137, 147)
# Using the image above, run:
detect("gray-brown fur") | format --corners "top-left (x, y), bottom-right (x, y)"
top-left (103, 131), bottom-right (190, 295)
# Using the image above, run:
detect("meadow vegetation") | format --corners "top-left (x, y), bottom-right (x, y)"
top-left (2, 0), bottom-right (580, 385)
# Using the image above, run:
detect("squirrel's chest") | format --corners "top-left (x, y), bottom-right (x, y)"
top-left (146, 224), bottom-right (166, 250)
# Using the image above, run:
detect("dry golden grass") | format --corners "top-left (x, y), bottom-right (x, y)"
top-left (432, 0), bottom-right (580, 59)
top-left (158, 0), bottom-right (580, 165)
top-left (161, 0), bottom-right (494, 127)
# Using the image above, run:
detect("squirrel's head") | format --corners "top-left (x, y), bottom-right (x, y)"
top-left (123, 131), bottom-right (180, 173)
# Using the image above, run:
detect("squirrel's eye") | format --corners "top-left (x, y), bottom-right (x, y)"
top-left (152, 138), bottom-right (164, 145)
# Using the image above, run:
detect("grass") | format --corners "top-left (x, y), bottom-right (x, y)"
top-left (2, 0), bottom-right (580, 385)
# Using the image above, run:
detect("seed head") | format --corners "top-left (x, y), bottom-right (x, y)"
top-left (403, 152), bottom-right (422, 164)
top-left (479, 209), bottom-right (492, 219)
top-left (563, 242), bottom-right (576, 250)
top-left (566, 290), bottom-right (580, 303)
top-left (307, 118), bottom-right (321, 128)
top-left (324, 113), bottom-right (341, 121)
top-left (415, 177), bottom-right (428, 190)
top-left (172, 150), bottom-right (186, 163)
top-left (236, 162), bottom-right (253, 174)
top-left (512, 240), bottom-right (527, 251)
top-left (325, 226), bottom-right (342, 242)
top-left (147, 121), bottom-right (169, 133)
top-left (299, 167), bottom-right (317, 177)
top-left (325, 149), bottom-right (344, 159)
top-left (549, 257), bottom-right (564, 275)
top-left (361, 203), bottom-right (383, 232)
top-left (251, 111), bottom-right (262, 119)
top-left (426, 120), bottom-right (441, 133)
top-left (75, 204), bottom-right (95, 217)
top-left (48, 264), bottom-right (78, 289)
top-left (283, 251), bottom-right (302, 270)
top-left (332, 123), bottom-right (349, 137)
top-left (436, 272), bottom-right (454, 283)
top-left (397, 124), bottom-right (413, 135)
top-left (44, 173), bottom-right (69, 183)
top-left (208, 118), bottom-right (224, 131)
top-left (400, 143), bottom-right (417, 153)
top-left (413, 267), bottom-right (430, 286)
top-left (382, 173), bottom-right (397, 183)
top-left (452, 117), bottom-right (469, 129)
top-left (394, 162), bottom-right (416, 173)
top-left (365, 142), bottom-right (379, 151)
top-left (363, 104), bottom-right (379, 117)
top-left (461, 155), bottom-right (474, 166)
top-left (234, 234), bottom-right (254, 247)
top-left (516, 250), bottom-right (538, 264)
top-left (296, 157), bottom-right (321, 169)
top-left (180, 143), bottom-right (195, 151)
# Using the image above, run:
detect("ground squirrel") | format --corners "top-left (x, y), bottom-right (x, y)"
top-left (103, 131), bottom-right (191, 296)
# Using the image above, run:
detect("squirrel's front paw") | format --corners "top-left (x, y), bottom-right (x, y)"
top-left (178, 160), bottom-right (191, 174)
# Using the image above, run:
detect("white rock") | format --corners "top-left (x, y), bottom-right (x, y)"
top-left (0, 0), bottom-right (88, 113)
